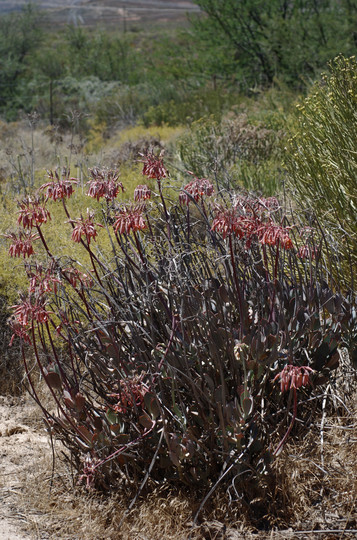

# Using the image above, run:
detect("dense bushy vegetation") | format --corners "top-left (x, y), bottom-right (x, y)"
top-left (177, 112), bottom-right (285, 194)
top-left (286, 55), bottom-right (357, 272)
top-left (192, 0), bottom-right (357, 87)
top-left (0, 5), bottom-right (42, 120)
top-left (1, 1), bottom-right (357, 127)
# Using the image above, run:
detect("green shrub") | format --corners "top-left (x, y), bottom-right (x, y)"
top-left (94, 82), bottom-right (242, 131)
top-left (285, 55), bottom-right (357, 273)
top-left (141, 87), bottom-right (243, 128)
top-left (191, 1), bottom-right (357, 88)
top-left (94, 83), bottom-right (158, 129)
top-left (177, 114), bottom-right (284, 194)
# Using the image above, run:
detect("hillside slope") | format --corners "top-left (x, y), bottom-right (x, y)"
top-left (0, 0), bottom-right (200, 27)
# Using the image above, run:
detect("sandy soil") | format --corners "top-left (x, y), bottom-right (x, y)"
top-left (0, 395), bottom-right (49, 540)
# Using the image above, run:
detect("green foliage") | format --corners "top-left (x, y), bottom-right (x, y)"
top-left (0, 0), bottom-right (356, 129)
top-left (94, 82), bottom-right (162, 129)
top-left (35, 76), bottom-right (120, 130)
top-left (26, 26), bottom-right (140, 128)
top-left (141, 86), bottom-right (243, 128)
top-left (64, 26), bottom-right (136, 84)
top-left (94, 80), bottom-right (242, 130)
top-left (177, 114), bottom-right (285, 194)
top-left (0, 18), bottom-right (143, 124)
top-left (0, 4), bottom-right (43, 119)
top-left (285, 55), bottom-right (357, 272)
top-left (191, 0), bottom-right (357, 88)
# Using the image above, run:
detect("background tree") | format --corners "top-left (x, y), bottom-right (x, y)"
top-left (191, 0), bottom-right (357, 87)
top-left (0, 4), bottom-right (42, 119)
top-left (33, 49), bottom-right (65, 125)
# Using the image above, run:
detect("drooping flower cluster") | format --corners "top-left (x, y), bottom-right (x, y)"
top-left (296, 226), bottom-right (319, 260)
top-left (253, 196), bottom-right (280, 214)
top-left (5, 231), bottom-right (39, 258)
top-left (233, 195), bottom-right (280, 216)
top-left (179, 173), bottom-right (214, 205)
top-left (11, 294), bottom-right (51, 327)
top-left (256, 222), bottom-right (293, 250)
top-left (141, 152), bottom-right (167, 180)
top-left (274, 364), bottom-right (314, 393)
top-left (211, 201), bottom-right (294, 249)
top-left (26, 262), bottom-right (61, 294)
top-left (69, 211), bottom-right (102, 244)
top-left (87, 168), bottom-right (124, 201)
top-left (212, 207), bottom-right (260, 241)
top-left (110, 376), bottom-right (148, 415)
top-left (9, 263), bottom-right (55, 345)
top-left (8, 317), bottom-right (31, 347)
top-left (113, 204), bottom-right (146, 234)
top-left (78, 455), bottom-right (100, 490)
top-left (17, 197), bottom-right (51, 229)
top-left (134, 184), bottom-right (151, 202)
top-left (40, 169), bottom-right (77, 201)
top-left (297, 245), bottom-right (318, 260)
top-left (62, 267), bottom-right (93, 289)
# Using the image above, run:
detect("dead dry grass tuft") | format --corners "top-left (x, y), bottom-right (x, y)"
top-left (270, 378), bottom-right (357, 537)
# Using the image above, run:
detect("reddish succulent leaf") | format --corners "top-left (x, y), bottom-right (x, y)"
top-left (74, 393), bottom-right (85, 412)
top-left (77, 425), bottom-right (93, 444)
top-left (63, 390), bottom-right (75, 409)
top-left (169, 451), bottom-right (180, 467)
top-left (75, 437), bottom-right (91, 451)
top-left (139, 412), bottom-right (154, 429)
top-left (143, 392), bottom-right (160, 419)
top-left (92, 416), bottom-right (103, 432)
top-left (44, 371), bottom-right (62, 390)
top-left (115, 433), bottom-right (131, 444)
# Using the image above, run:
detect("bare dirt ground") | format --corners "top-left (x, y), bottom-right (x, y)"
top-left (0, 395), bottom-right (47, 540)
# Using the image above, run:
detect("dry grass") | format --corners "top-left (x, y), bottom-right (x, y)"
top-left (272, 410), bottom-right (357, 533)
top-left (0, 118), bottom-right (91, 191)
top-left (0, 119), bottom-right (183, 193)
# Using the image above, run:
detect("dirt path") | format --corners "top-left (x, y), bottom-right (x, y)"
top-left (0, 395), bottom-right (49, 540)
top-left (0, 519), bottom-right (29, 540)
